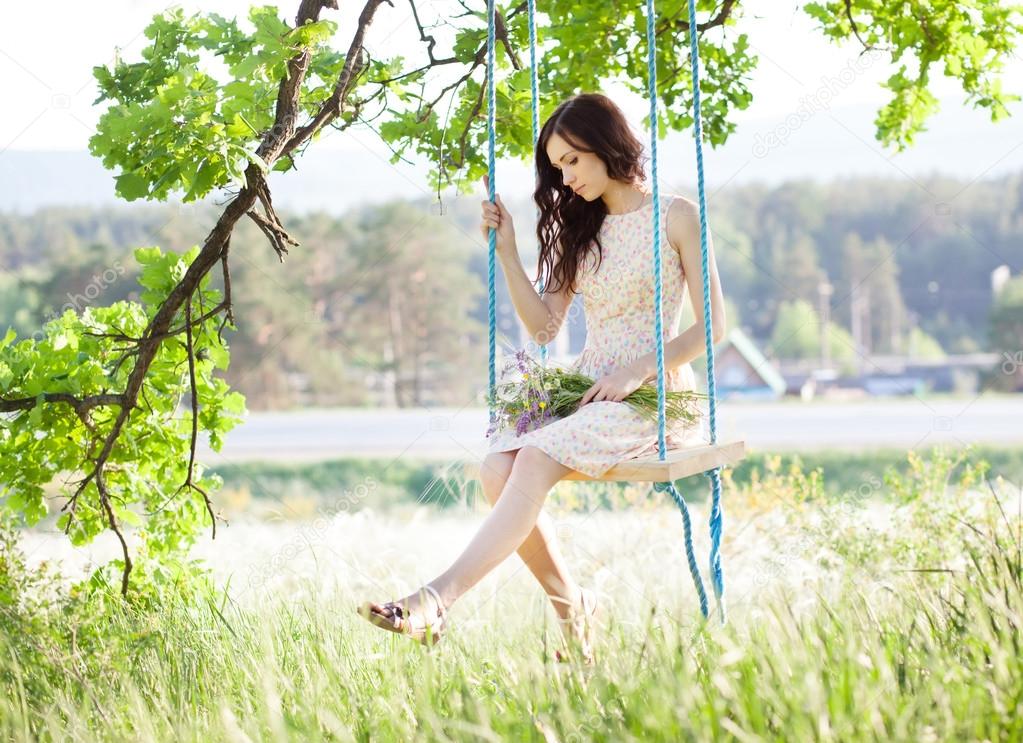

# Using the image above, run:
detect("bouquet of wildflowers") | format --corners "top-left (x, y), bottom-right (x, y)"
top-left (485, 348), bottom-right (706, 438)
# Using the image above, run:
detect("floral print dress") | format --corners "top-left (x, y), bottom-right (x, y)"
top-left (486, 190), bottom-right (708, 478)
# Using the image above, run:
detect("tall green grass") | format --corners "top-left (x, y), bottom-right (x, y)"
top-left (2, 448), bottom-right (1021, 741)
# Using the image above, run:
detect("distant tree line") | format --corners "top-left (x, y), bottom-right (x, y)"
top-left (2, 173), bottom-right (1021, 408)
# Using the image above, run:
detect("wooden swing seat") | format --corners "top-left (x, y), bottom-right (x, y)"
top-left (465, 439), bottom-right (746, 483)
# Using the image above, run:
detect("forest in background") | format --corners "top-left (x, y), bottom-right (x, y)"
top-left (2, 172), bottom-right (1021, 409)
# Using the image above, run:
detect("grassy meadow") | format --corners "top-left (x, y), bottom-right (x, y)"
top-left (2, 445), bottom-right (1021, 741)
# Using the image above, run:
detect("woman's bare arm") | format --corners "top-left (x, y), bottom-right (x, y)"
top-left (498, 249), bottom-right (574, 344)
top-left (480, 182), bottom-right (574, 344)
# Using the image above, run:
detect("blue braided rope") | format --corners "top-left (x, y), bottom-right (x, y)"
top-left (659, 481), bottom-right (709, 616)
top-left (705, 466), bottom-right (725, 623)
top-left (646, 0), bottom-right (709, 620)
top-left (527, 0), bottom-right (548, 367)
top-left (644, 2), bottom-right (667, 463)
top-left (685, 0), bottom-right (726, 625)
top-left (486, 0), bottom-right (497, 426)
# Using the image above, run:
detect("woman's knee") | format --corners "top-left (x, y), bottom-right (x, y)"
top-left (479, 451), bottom-right (516, 504)
top-left (511, 445), bottom-right (570, 482)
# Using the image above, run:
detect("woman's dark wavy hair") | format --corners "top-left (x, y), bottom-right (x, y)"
top-left (534, 93), bottom-right (647, 295)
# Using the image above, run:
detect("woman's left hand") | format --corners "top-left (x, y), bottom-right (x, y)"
top-left (579, 365), bottom-right (648, 405)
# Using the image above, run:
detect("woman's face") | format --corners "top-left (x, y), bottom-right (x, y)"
top-left (544, 131), bottom-right (609, 201)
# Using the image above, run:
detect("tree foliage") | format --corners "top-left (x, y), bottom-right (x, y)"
top-left (769, 299), bottom-right (858, 369)
top-left (0, 247), bottom-right (244, 581)
top-left (90, 7), bottom-right (344, 202)
top-left (805, 1), bottom-right (1022, 148)
top-left (989, 275), bottom-right (1023, 389)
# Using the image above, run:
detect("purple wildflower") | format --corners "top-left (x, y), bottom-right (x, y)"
top-left (515, 348), bottom-right (529, 373)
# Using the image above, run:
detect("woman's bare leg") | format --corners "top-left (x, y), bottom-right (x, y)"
top-left (474, 449), bottom-right (582, 619)
top-left (393, 446), bottom-right (573, 615)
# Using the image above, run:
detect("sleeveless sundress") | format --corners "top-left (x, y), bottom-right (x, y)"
top-left (485, 191), bottom-right (708, 478)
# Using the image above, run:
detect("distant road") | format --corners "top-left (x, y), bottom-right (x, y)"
top-left (196, 396), bottom-right (1022, 464)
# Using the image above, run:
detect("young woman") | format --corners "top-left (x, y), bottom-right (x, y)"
top-left (358, 93), bottom-right (727, 663)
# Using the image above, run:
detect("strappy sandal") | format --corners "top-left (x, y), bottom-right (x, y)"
top-left (357, 584), bottom-right (447, 646)
top-left (553, 586), bottom-right (598, 665)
